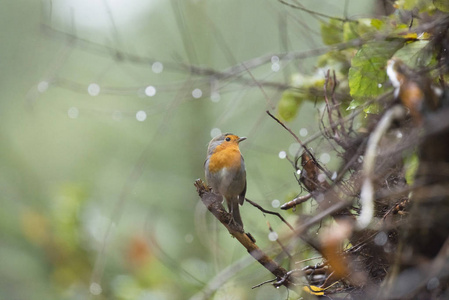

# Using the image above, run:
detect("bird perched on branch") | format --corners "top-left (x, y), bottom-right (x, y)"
top-left (386, 58), bottom-right (441, 123)
top-left (205, 133), bottom-right (247, 228)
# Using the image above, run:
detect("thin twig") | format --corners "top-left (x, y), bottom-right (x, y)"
top-left (267, 221), bottom-right (293, 258)
top-left (246, 198), bottom-right (295, 231)
top-left (323, 69), bottom-right (337, 140)
top-left (252, 278), bottom-right (277, 289)
top-left (277, 0), bottom-right (349, 22)
top-left (330, 71), bottom-right (347, 137)
top-left (266, 110), bottom-right (331, 178)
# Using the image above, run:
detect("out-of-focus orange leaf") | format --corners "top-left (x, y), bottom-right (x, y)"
top-left (21, 208), bottom-right (50, 246)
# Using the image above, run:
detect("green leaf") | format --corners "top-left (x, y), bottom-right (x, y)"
top-left (348, 40), bottom-right (404, 102)
top-left (395, 0), bottom-right (420, 9)
top-left (404, 152), bottom-right (419, 185)
top-left (347, 98), bottom-right (364, 110)
top-left (364, 102), bottom-right (381, 114)
top-left (434, 0), bottom-right (449, 12)
top-left (393, 40), bottom-right (430, 67)
top-left (343, 22), bottom-right (359, 41)
top-left (321, 19), bottom-right (343, 45)
top-left (370, 19), bottom-right (384, 30)
top-left (395, 0), bottom-right (436, 11)
top-left (277, 90), bottom-right (302, 121)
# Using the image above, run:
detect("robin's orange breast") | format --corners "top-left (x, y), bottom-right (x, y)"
top-left (208, 145), bottom-right (242, 174)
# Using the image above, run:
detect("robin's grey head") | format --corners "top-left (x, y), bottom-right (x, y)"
top-left (207, 133), bottom-right (246, 155)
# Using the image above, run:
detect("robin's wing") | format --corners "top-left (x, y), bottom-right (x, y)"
top-left (239, 155), bottom-right (246, 205)
top-left (239, 179), bottom-right (246, 205)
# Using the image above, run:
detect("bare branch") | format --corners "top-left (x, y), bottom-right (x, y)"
top-left (281, 193), bottom-right (312, 210)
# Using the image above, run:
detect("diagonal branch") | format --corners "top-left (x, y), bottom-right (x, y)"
top-left (194, 179), bottom-right (298, 289)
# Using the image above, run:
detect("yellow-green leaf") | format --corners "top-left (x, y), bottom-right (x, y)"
top-left (321, 19), bottom-right (343, 45)
top-left (278, 90), bottom-right (302, 121)
top-left (434, 0), bottom-right (449, 12)
top-left (393, 40), bottom-right (430, 67)
top-left (343, 22), bottom-right (358, 41)
top-left (348, 40), bottom-right (404, 101)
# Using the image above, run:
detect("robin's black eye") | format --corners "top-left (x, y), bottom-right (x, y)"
top-left (225, 137), bottom-right (231, 142)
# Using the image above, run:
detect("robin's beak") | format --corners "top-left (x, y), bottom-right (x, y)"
top-left (238, 137), bottom-right (247, 143)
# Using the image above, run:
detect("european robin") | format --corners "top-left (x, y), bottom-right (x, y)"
top-left (386, 58), bottom-right (440, 123)
top-left (205, 133), bottom-right (247, 228)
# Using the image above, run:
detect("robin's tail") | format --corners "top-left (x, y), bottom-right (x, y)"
top-left (227, 196), bottom-right (244, 229)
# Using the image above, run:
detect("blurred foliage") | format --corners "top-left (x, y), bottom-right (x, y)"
top-left (11, 0), bottom-right (449, 299)
top-left (277, 0), bottom-right (447, 120)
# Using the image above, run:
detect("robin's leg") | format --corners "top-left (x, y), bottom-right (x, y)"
top-left (227, 196), bottom-right (244, 229)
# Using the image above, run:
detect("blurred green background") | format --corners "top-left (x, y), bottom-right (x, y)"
top-left (0, 1), bottom-right (373, 299)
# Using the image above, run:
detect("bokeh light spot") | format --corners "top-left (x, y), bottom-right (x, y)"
top-left (374, 231), bottom-right (388, 246)
top-left (152, 62), bottom-right (163, 73)
top-left (271, 199), bottom-right (280, 208)
top-left (271, 55), bottom-right (280, 63)
top-left (192, 88), bottom-right (202, 99)
top-left (299, 128), bottom-right (308, 137)
top-left (427, 277), bottom-right (440, 290)
top-left (88, 83), bottom-right (100, 96)
top-left (268, 231), bottom-right (278, 241)
top-left (320, 153), bottom-right (331, 164)
top-left (210, 128), bottom-right (221, 138)
top-left (278, 151), bottom-right (287, 159)
top-left (37, 81), bottom-right (49, 93)
top-left (136, 110), bottom-right (147, 121)
top-left (317, 173), bottom-right (326, 183)
top-left (288, 143), bottom-right (301, 156)
top-left (210, 92), bottom-right (221, 103)
top-left (90, 282), bottom-right (102, 295)
top-left (144, 86), bottom-right (156, 97)
top-left (271, 63), bottom-right (280, 72)
top-left (68, 107), bottom-right (79, 119)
